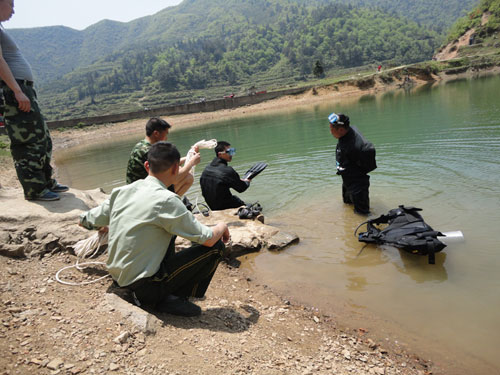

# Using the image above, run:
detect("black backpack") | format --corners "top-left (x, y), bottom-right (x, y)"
top-left (356, 205), bottom-right (446, 264)
top-left (359, 141), bottom-right (377, 173)
top-left (237, 202), bottom-right (263, 220)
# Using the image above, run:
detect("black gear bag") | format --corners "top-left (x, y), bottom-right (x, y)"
top-left (355, 205), bottom-right (446, 264)
top-left (237, 202), bottom-right (263, 220)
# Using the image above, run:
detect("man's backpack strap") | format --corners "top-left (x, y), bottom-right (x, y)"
top-left (426, 238), bottom-right (436, 264)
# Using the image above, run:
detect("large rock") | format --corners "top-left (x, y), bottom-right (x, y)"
top-left (0, 187), bottom-right (299, 258)
top-left (0, 187), bottom-right (108, 258)
top-left (177, 208), bottom-right (299, 256)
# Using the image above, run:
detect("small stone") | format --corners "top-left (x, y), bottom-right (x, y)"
top-left (113, 331), bottom-right (130, 344)
top-left (342, 349), bottom-right (351, 360)
top-left (367, 338), bottom-right (378, 349)
top-left (109, 363), bottom-right (120, 371)
top-left (46, 358), bottom-right (64, 370)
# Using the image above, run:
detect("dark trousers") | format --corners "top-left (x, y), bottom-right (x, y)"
top-left (342, 175), bottom-right (370, 214)
top-left (209, 195), bottom-right (245, 211)
top-left (125, 238), bottom-right (225, 307)
top-left (2, 83), bottom-right (56, 198)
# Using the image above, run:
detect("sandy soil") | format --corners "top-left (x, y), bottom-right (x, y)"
top-left (0, 249), bottom-right (434, 375)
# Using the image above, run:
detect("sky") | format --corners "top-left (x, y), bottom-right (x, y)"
top-left (4, 0), bottom-right (184, 30)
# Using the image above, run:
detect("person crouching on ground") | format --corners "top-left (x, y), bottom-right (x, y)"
top-left (80, 142), bottom-right (230, 317)
top-left (126, 117), bottom-right (200, 196)
top-left (329, 113), bottom-right (377, 215)
top-left (200, 141), bottom-right (250, 210)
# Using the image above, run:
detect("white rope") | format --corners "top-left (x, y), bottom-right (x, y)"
top-left (55, 231), bottom-right (110, 286)
top-left (185, 139), bottom-right (217, 176)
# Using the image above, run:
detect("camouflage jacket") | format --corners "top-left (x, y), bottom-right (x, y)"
top-left (126, 139), bottom-right (151, 184)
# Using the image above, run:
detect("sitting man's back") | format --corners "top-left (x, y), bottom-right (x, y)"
top-left (200, 141), bottom-right (249, 210)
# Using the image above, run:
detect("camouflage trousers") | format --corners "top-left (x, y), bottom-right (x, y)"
top-left (2, 82), bottom-right (56, 199)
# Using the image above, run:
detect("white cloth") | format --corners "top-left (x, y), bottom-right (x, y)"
top-left (186, 139), bottom-right (218, 175)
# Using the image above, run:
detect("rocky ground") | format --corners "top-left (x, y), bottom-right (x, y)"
top-left (0, 184), bottom-right (434, 375)
top-left (0, 246), bottom-right (432, 375)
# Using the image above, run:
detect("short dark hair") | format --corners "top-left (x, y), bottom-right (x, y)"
top-left (215, 141), bottom-right (230, 156)
top-left (147, 142), bottom-right (180, 174)
top-left (336, 114), bottom-right (350, 128)
top-left (145, 117), bottom-right (171, 136)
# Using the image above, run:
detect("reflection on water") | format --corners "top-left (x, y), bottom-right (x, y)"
top-left (55, 75), bottom-right (500, 373)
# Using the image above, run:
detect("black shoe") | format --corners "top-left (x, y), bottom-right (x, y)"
top-left (26, 190), bottom-right (60, 201)
top-left (157, 296), bottom-right (201, 317)
top-left (182, 196), bottom-right (194, 211)
top-left (51, 183), bottom-right (69, 193)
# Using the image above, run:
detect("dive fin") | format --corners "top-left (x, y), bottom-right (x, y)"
top-left (243, 162), bottom-right (268, 180)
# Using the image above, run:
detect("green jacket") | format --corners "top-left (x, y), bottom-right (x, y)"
top-left (126, 139), bottom-right (150, 184)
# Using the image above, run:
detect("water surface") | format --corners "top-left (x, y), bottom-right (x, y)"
top-left (56, 75), bottom-right (500, 373)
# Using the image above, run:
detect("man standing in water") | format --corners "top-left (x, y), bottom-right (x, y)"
top-left (0, 0), bottom-right (68, 201)
top-left (126, 117), bottom-right (200, 196)
top-left (329, 113), bottom-right (376, 215)
top-left (200, 141), bottom-right (250, 210)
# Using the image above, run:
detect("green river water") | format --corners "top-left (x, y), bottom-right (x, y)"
top-left (55, 74), bottom-right (500, 374)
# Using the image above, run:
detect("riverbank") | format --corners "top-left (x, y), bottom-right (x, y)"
top-left (48, 64), bottom-right (500, 152)
top-left (2, 67), bottom-right (500, 375)
top-left (0, 187), bottom-right (433, 375)
top-left (47, 68), bottom-right (430, 151)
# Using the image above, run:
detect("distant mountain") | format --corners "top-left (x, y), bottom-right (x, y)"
top-left (7, 0), bottom-right (478, 85)
top-left (2, 0), bottom-right (484, 120)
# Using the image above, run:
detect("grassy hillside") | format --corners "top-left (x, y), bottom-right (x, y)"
top-left (433, 0), bottom-right (500, 61)
top-left (445, 0), bottom-right (500, 43)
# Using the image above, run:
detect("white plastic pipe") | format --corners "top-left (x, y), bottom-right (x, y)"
top-left (437, 231), bottom-right (464, 244)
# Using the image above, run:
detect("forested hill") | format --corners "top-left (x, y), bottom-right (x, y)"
top-left (7, 0), bottom-right (478, 85)
top-left (311, 0), bottom-right (478, 33)
top-left (3, 0), bottom-right (482, 120)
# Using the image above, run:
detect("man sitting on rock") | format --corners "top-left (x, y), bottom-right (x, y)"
top-left (126, 117), bottom-right (200, 196)
top-left (200, 141), bottom-right (250, 210)
top-left (80, 142), bottom-right (230, 317)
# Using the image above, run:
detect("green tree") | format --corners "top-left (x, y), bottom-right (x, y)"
top-left (313, 60), bottom-right (325, 77)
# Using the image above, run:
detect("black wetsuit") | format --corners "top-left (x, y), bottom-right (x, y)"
top-left (200, 157), bottom-right (249, 210)
top-left (336, 126), bottom-right (376, 214)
